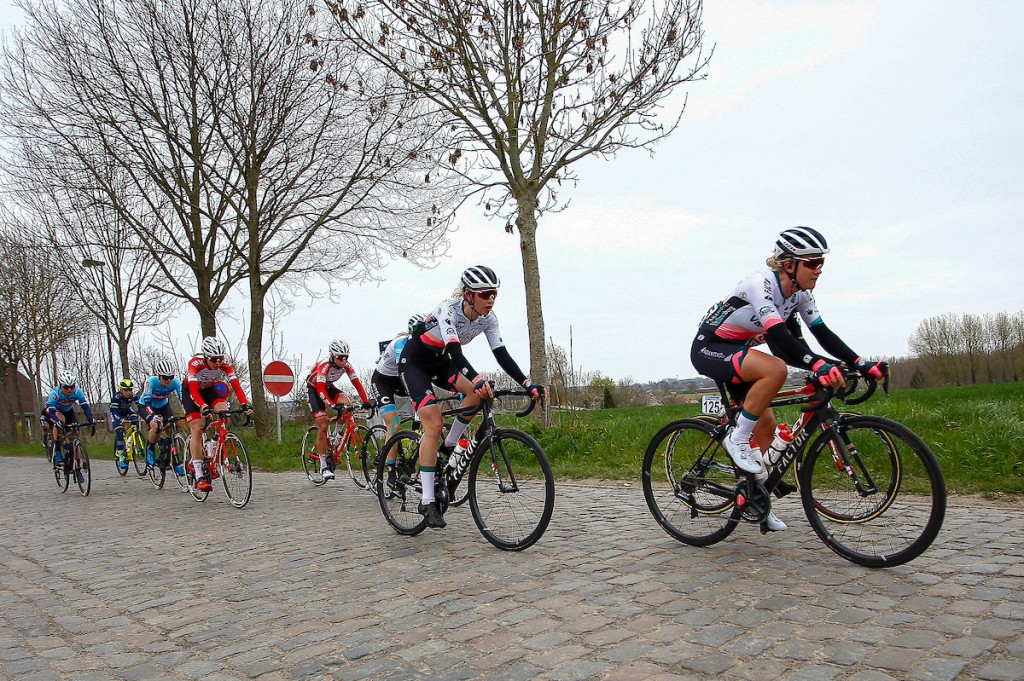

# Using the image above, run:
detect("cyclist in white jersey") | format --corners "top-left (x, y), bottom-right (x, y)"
top-left (691, 227), bottom-right (888, 531)
top-left (398, 266), bottom-right (546, 528)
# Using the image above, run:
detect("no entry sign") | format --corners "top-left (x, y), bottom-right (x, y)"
top-left (263, 361), bottom-right (295, 397)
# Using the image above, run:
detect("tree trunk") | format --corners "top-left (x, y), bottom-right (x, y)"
top-left (247, 281), bottom-right (271, 437)
top-left (514, 193), bottom-right (548, 387)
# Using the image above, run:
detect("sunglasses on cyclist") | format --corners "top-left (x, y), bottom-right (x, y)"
top-left (474, 289), bottom-right (498, 300)
top-left (61, 385), bottom-right (75, 390)
top-left (159, 375), bottom-right (174, 381)
top-left (332, 354), bottom-right (349, 362)
top-left (796, 257), bottom-right (825, 269)
top-left (207, 356), bottom-right (224, 363)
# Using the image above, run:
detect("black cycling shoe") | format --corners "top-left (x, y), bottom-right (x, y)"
top-left (773, 480), bottom-right (799, 498)
top-left (418, 501), bottom-right (447, 529)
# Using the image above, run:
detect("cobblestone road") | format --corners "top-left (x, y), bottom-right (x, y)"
top-left (1, 455), bottom-right (1022, 681)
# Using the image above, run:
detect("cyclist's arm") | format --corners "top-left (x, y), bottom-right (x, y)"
top-left (764, 323), bottom-right (829, 370)
top-left (445, 341), bottom-right (480, 382)
top-left (491, 346), bottom-right (528, 386)
top-left (228, 376), bottom-right (248, 405)
top-left (345, 367), bottom-right (370, 403)
top-left (807, 321), bottom-right (859, 365)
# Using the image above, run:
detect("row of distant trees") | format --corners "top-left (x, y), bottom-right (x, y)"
top-left (0, 0), bottom-right (711, 438)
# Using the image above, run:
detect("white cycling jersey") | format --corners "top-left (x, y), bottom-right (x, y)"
top-left (700, 269), bottom-right (823, 345)
top-left (374, 336), bottom-right (409, 377)
top-left (419, 298), bottom-right (504, 351)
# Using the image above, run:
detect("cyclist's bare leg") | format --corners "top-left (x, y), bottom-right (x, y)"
top-left (444, 382), bottom-right (481, 446)
top-left (313, 412), bottom-right (331, 456)
top-left (736, 350), bottom-right (787, 418)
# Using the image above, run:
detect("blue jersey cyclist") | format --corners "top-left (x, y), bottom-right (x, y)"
top-left (109, 378), bottom-right (141, 471)
top-left (45, 370), bottom-right (95, 477)
top-left (140, 358), bottom-right (183, 471)
top-left (691, 227), bottom-right (888, 531)
top-left (398, 266), bottom-right (546, 529)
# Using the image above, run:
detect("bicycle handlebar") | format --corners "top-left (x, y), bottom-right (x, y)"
top-left (449, 383), bottom-right (543, 419)
top-left (800, 368), bottom-right (885, 412)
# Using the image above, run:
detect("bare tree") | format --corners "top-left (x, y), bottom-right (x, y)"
top-left (327, 0), bottom-right (712, 383)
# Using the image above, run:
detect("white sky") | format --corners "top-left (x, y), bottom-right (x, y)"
top-left (4, 1), bottom-right (1023, 385)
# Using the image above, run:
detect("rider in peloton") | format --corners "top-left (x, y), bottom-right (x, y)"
top-left (691, 227), bottom-right (888, 531)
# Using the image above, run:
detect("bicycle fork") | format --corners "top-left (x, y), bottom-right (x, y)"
top-left (826, 430), bottom-right (879, 497)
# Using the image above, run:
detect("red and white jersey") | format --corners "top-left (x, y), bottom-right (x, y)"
top-left (305, 358), bottom-right (368, 403)
top-left (184, 355), bottom-right (248, 405)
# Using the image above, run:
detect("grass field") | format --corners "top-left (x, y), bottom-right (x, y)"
top-left (5, 381), bottom-right (1022, 496)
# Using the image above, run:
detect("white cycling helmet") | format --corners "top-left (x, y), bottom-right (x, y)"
top-left (201, 336), bottom-right (225, 358)
top-left (773, 227), bottom-right (830, 259)
top-left (155, 359), bottom-right (176, 377)
top-left (460, 265), bottom-right (500, 291)
top-left (407, 313), bottom-right (426, 333)
top-left (57, 370), bottom-right (76, 387)
top-left (329, 339), bottom-right (350, 358)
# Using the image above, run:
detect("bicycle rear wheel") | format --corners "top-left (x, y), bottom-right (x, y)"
top-left (362, 424), bottom-right (388, 491)
top-left (799, 415), bottom-right (946, 567)
top-left (149, 436), bottom-right (167, 489)
top-left (469, 429), bottom-right (554, 551)
top-left (129, 429), bottom-right (148, 477)
top-left (641, 418), bottom-right (741, 546)
top-left (220, 432), bottom-right (253, 508)
top-left (54, 447), bottom-right (69, 493)
top-left (375, 430), bottom-right (427, 535)
top-left (170, 433), bottom-right (189, 492)
top-left (344, 424), bottom-right (371, 490)
top-left (75, 441), bottom-right (92, 496)
top-left (300, 426), bottom-right (327, 486)
top-left (113, 428), bottom-right (128, 477)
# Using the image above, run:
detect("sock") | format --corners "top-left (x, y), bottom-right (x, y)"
top-left (444, 416), bottom-right (471, 447)
top-left (731, 410), bottom-right (759, 443)
top-left (420, 468), bottom-right (435, 503)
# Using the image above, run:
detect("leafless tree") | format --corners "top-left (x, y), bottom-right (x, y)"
top-left (326, 0), bottom-right (713, 383)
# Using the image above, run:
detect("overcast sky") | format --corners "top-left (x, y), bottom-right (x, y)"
top-left (3, 1), bottom-right (1022, 385)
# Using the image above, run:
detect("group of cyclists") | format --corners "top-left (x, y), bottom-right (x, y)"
top-left (42, 227), bottom-right (887, 533)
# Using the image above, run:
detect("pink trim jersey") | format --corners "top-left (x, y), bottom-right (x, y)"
top-left (419, 298), bottom-right (504, 351)
top-left (699, 269), bottom-right (823, 346)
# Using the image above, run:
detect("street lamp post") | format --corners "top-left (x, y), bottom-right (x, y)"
top-left (81, 258), bottom-right (117, 390)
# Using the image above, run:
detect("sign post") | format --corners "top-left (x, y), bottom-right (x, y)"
top-left (263, 361), bottom-right (295, 443)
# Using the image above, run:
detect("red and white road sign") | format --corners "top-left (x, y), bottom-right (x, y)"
top-left (263, 361), bottom-right (295, 397)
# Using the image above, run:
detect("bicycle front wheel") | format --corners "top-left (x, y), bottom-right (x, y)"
top-left (799, 415), bottom-right (946, 567)
top-left (129, 429), bottom-right (148, 477)
top-left (171, 434), bottom-right (189, 492)
top-left (469, 429), bottom-right (554, 551)
top-left (361, 424), bottom-right (388, 491)
top-left (641, 418), bottom-right (741, 547)
top-left (375, 430), bottom-right (427, 535)
top-left (300, 426), bottom-right (327, 486)
top-left (54, 447), bottom-right (69, 493)
top-left (344, 424), bottom-right (371, 490)
top-left (220, 432), bottom-right (253, 508)
top-left (148, 437), bottom-right (166, 489)
top-left (75, 441), bottom-right (92, 496)
top-left (183, 436), bottom-right (209, 502)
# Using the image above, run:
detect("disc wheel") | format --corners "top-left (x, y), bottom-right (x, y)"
top-left (799, 415), bottom-right (946, 567)
top-left (641, 418), bottom-right (741, 546)
top-left (219, 432), bottom-right (253, 508)
top-left (170, 433), bottom-right (189, 492)
top-left (300, 426), bottom-right (327, 486)
top-left (129, 428), bottom-right (148, 477)
top-left (468, 429), bottom-right (554, 551)
top-left (375, 430), bottom-right (427, 535)
top-left (74, 441), bottom-right (92, 496)
top-left (361, 424), bottom-right (388, 492)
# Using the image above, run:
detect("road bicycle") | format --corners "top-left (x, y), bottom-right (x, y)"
top-left (642, 370), bottom-right (947, 567)
top-left (375, 386), bottom-right (554, 551)
top-left (300, 404), bottom-right (385, 490)
top-left (184, 409), bottom-right (253, 508)
top-left (50, 420), bottom-right (96, 496)
top-left (40, 413), bottom-right (53, 461)
top-left (114, 418), bottom-right (148, 477)
top-left (144, 414), bottom-right (189, 491)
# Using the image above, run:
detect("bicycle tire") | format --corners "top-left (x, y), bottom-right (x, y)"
top-left (220, 432), bottom-right (253, 508)
top-left (170, 433), bottom-right (189, 492)
top-left (468, 429), bottom-right (554, 551)
top-left (375, 430), bottom-right (427, 535)
top-left (345, 424), bottom-right (371, 490)
top-left (129, 429), bottom-right (148, 477)
top-left (362, 424), bottom-right (388, 491)
top-left (641, 418), bottom-right (741, 547)
top-left (799, 415), bottom-right (946, 567)
top-left (43, 431), bottom-right (54, 462)
top-left (148, 436), bottom-right (167, 489)
top-left (300, 426), bottom-right (327, 486)
top-left (75, 440), bottom-right (91, 496)
top-left (113, 427), bottom-right (129, 477)
top-left (53, 446), bottom-right (69, 493)
top-left (183, 436), bottom-right (210, 502)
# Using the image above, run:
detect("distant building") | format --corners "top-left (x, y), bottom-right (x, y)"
top-left (0, 364), bottom-right (40, 442)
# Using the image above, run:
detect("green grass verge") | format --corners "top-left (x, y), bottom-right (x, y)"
top-left (5, 382), bottom-right (1021, 495)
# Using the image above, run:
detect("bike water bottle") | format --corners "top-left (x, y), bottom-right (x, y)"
top-left (447, 436), bottom-right (471, 470)
top-left (205, 436), bottom-right (217, 460)
top-left (766, 424), bottom-right (793, 466)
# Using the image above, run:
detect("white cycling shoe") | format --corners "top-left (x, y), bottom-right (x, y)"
top-left (765, 511), bottom-right (788, 532)
top-left (320, 468), bottom-right (335, 481)
top-left (722, 435), bottom-right (765, 475)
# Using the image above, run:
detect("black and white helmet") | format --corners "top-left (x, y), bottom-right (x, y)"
top-left (460, 265), bottom-right (500, 291)
top-left (57, 370), bottom-right (76, 387)
top-left (154, 359), bottom-right (176, 377)
top-left (201, 336), bottom-right (225, 358)
top-left (774, 227), bottom-right (829, 259)
top-left (407, 314), bottom-right (426, 334)
top-left (328, 339), bottom-right (350, 358)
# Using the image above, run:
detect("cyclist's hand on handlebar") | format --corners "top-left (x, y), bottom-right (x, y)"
top-left (523, 382), bottom-right (546, 402)
top-left (472, 377), bottom-right (493, 398)
top-left (812, 360), bottom-right (845, 388)
top-left (200, 405), bottom-right (212, 418)
top-left (89, 423), bottom-right (96, 437)
top-left (361, 401), bottom-right (373, 411)
top-left (855, 359), bottom-right (888, 380)
top-left (241, 402), bottom-right (254, 415)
